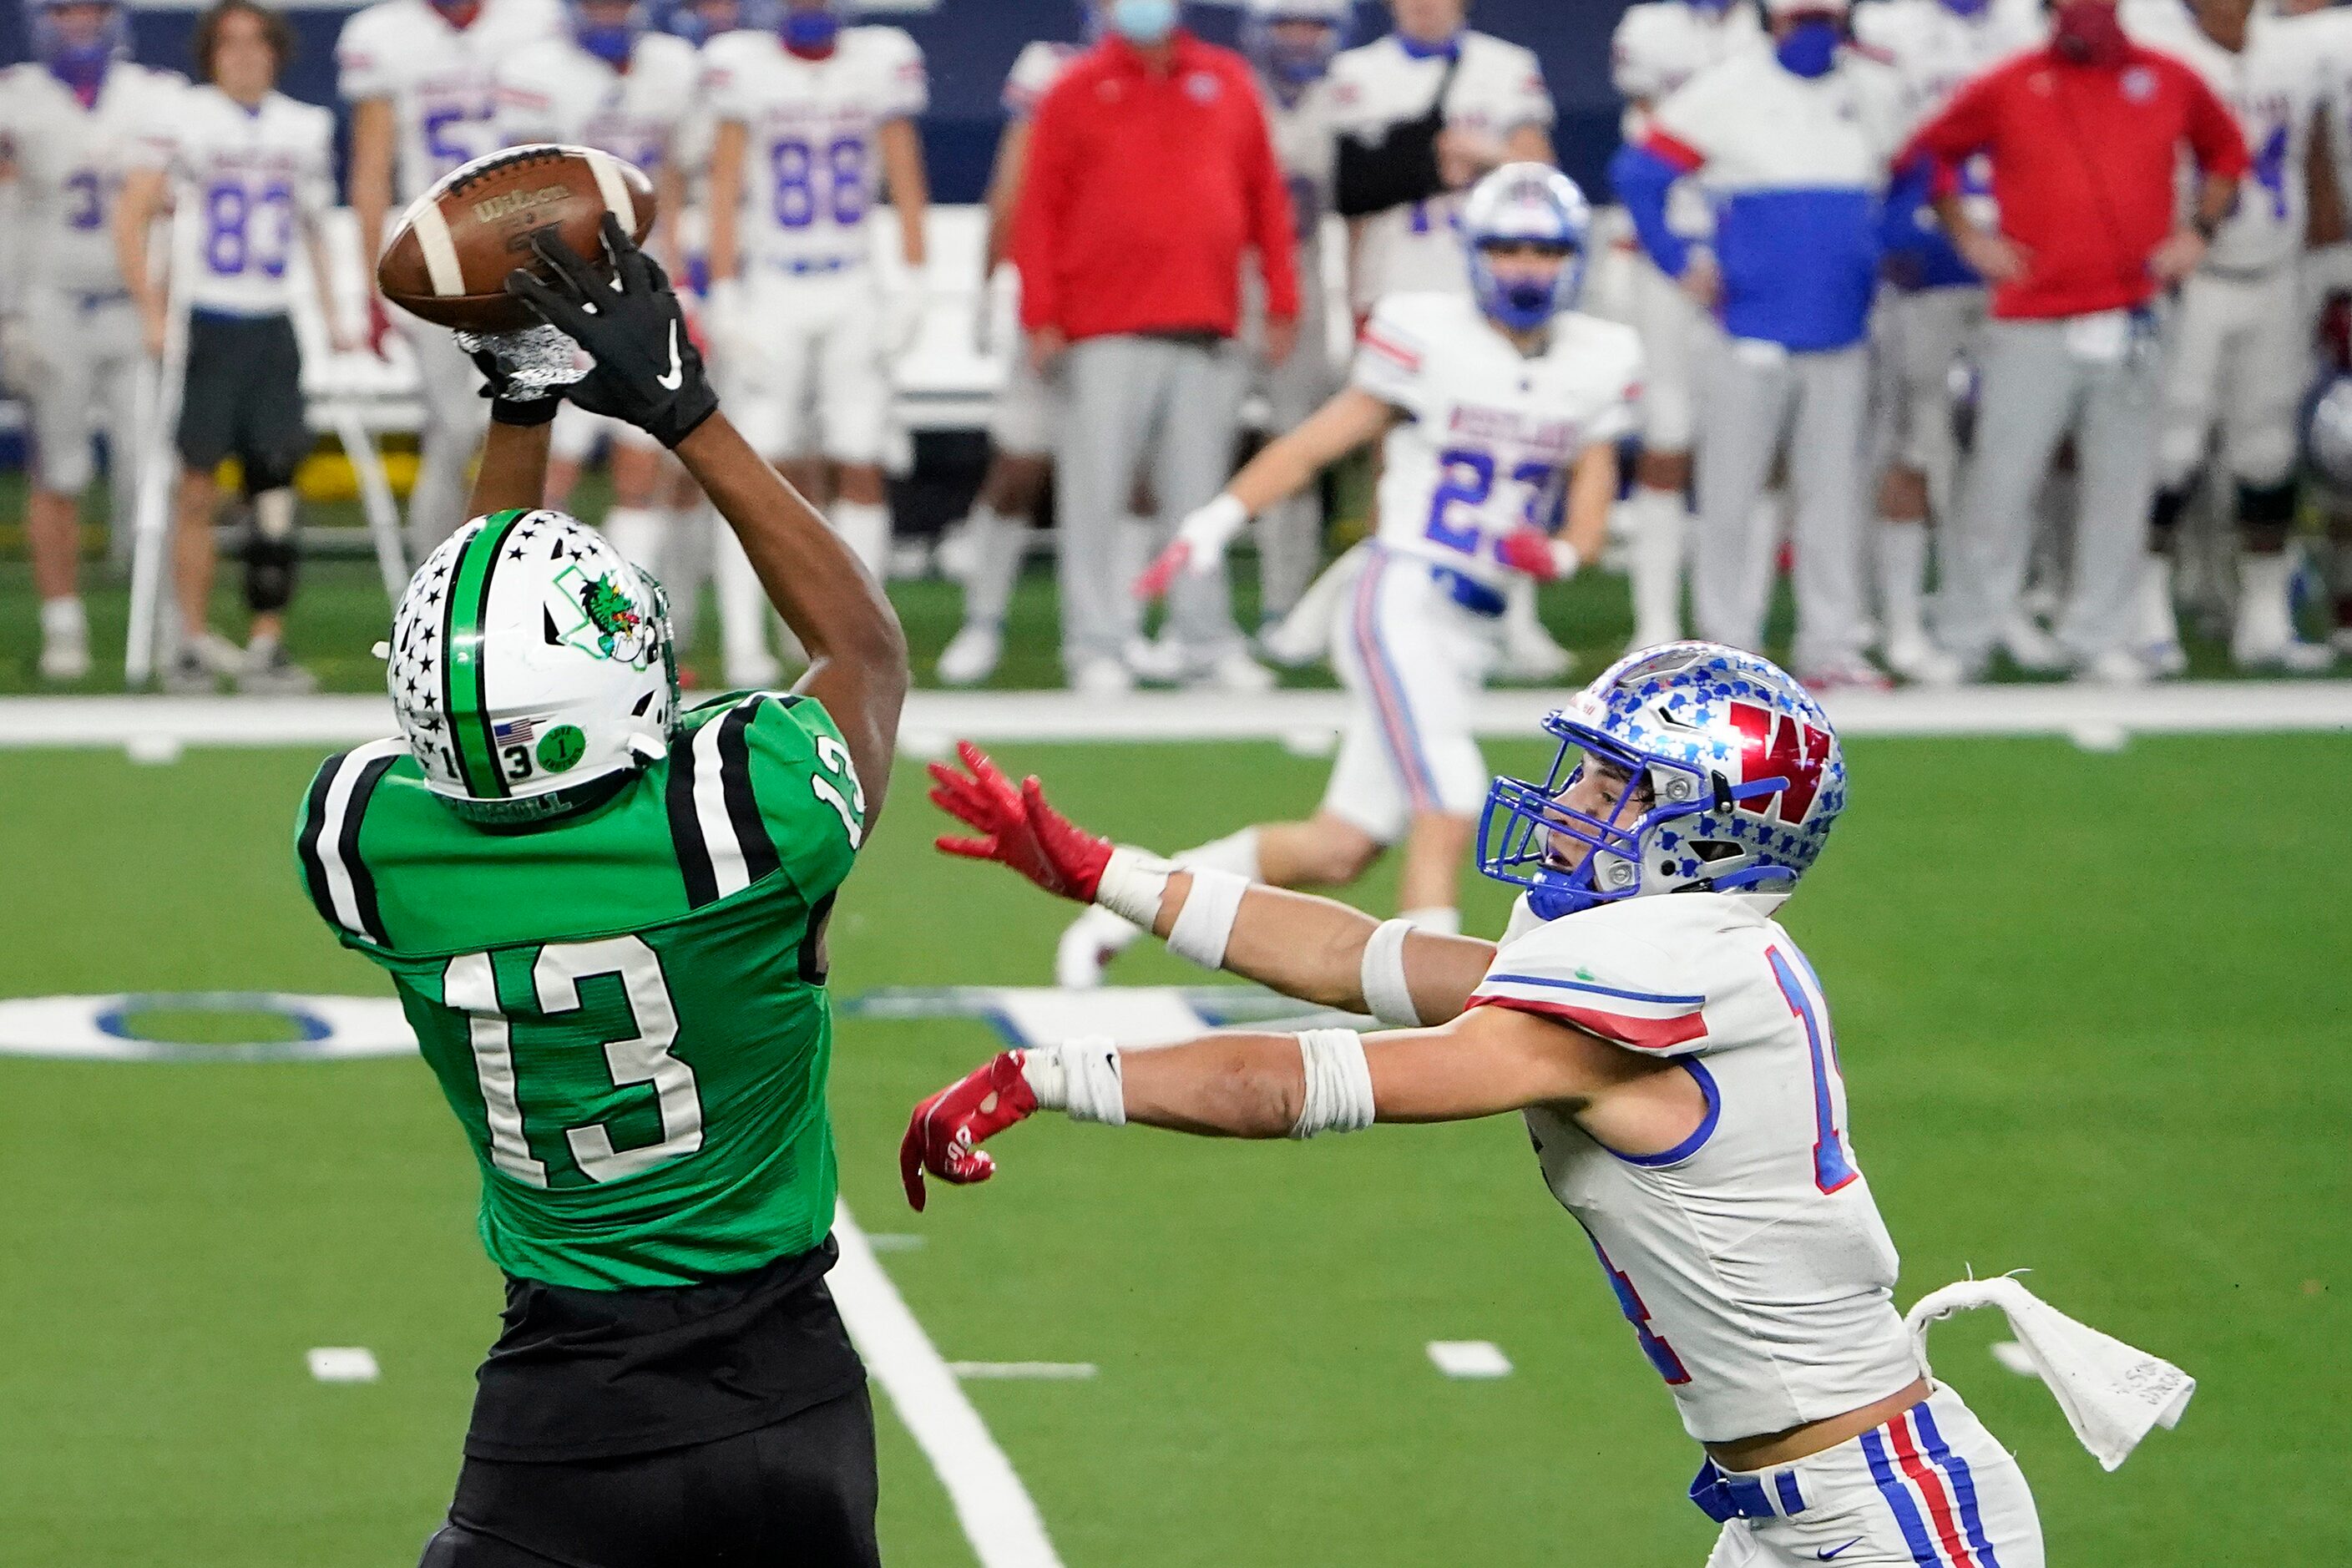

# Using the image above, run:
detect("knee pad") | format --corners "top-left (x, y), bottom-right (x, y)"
top-left (245, 452), bottom-right (301, 499)
top-left (2148, 483), bottom-right (2193, 546)
top-left (244, 487), bottom-right (299, 613)
top-left (2237, 477), bottom-right (2299, 531)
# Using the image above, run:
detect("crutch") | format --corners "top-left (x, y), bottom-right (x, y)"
top-left (123, 201), bottom-right (195, 686)
top-left (332, 406), bottom-right (410, 600)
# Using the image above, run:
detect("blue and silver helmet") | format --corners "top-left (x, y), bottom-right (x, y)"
top-left (27, 0), bottom-right (128, 89)
top-left (1242, 0), bottom-right (1353, 91)
top-left (565, 0), bottom-right (646, 66)
top-left (1479, 642), bottom-right (1848, 922)
top-left (1462, 162), bottom-right (1591, 333)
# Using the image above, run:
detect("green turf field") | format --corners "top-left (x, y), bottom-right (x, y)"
top-left (1, 732), bottom-right (2346, 1566)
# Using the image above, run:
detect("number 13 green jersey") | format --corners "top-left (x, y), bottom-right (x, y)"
top-left (294, 692), bottom-right (867, 1290)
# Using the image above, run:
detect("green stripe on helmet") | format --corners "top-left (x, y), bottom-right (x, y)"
top-left (443, 509), bottom-right (533, 801)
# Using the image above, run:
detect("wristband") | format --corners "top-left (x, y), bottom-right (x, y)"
top-left (1166, 866), bottom-right (1249, 969)
top-left (491, 394), bottom-right (560, 428)
top-left (1095, 845), bottom-right (1175, 928)
top-left (1291, 1029), bottom-right (1375, 1139)
top-left (1550, 540), bottom-right (1581, 583)
top-left (1359, 918), bottom-right (1424, 1028)
top-left (1020, 1039), bottom-right (1125, 1125)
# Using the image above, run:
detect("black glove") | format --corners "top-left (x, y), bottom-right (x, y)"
top-left (504, 215), bottom-right (719, 450)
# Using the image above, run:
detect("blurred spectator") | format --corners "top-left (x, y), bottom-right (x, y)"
top-left (1607, 0), bottom-right (1765, 655)
top-left (1014, 0), bottom-right (1298, 695)
top-left (2125, 0), bottom-right (2334, 673)
top-left (1615, 0), bottom-right (1909, 690)
top-left (1904, 0), bottom-right (2247, 682)
top-left (1854, 0), bottom-right (2044, 687)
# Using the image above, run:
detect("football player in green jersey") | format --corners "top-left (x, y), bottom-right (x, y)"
top-left (294, 219), bottom-right (908, 1568)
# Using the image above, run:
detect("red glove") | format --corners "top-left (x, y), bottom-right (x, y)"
top-left (1131, 539), bottom-right (1190, 604)
top-left (366, 293), bottom-right (395, 361)
top-left (1496, 527), bottom-right (1572, 583)
top-left (928, 740), bottom-right (1114, 903)
top-left (901, 1050), bottom-right (1039, 1211)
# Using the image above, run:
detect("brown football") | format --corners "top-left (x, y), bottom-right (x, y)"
top-left (377, 144), bottom-right (658, 332)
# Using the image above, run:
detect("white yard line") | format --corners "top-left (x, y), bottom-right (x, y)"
top-left (830, 1202), bottom-right (1065, 1568)
top-left (3, 681), bottom-right (2349, 751)
top-left (948, 1362), bottom-right (1099, 1380)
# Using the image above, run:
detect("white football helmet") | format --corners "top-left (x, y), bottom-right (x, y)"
top-left (386, 509), bottom-right (679, 825)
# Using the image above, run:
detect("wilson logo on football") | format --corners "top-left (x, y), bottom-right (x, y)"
top-left (1727, 701), bottom-right (1832, 823)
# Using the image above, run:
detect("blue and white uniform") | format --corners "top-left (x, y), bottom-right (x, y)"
top-left (1615, 28), bottom-right (1909, 679)
top-left (1329, 292), bottom-right (1639, 837)
top-left (1478, 890), bottom-right (2046, 1568)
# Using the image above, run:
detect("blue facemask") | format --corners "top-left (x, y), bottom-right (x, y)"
top-left (1940, 0), bottom-right (1990, 14)
top-left (781, 8), bottom-right (838, 50)
top-left (575, 21), bottom-right (634, 63)
top-left (1775, 17), bottom-right (1841, 78)
top-left (1109, 0), bottom-right (1179, 45)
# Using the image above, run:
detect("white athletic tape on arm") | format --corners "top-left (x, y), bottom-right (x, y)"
top-left (1166, 867), bottom-right (1250, 969)
top-left (1359, 918), bottom-right (1424, 1029)
top-left (1095, 845), bottom-right (1174, 928)
top-left (1021, 1039), bottom-right (1125, 1126)
top-left (1291, 1029), bottom-right (1375, 1139)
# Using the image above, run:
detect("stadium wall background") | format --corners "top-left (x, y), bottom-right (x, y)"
top-left (0, 0), bottom-right (1629, 205)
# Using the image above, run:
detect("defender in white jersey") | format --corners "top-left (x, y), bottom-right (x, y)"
top-left (933, 32), bottom-right (1081, 688)
top-left (1328, 0), bottom-right (1555, 312)
top-left (2127, 0), bottom-right (2336, 672)
top-left (493, 0), bottom-right (697, 579)
top-left (339, 0), bottom-right (562, 554)
top-left (1242, 0), bottom-right (1349, 627)
top-left (116, 0), bottom-right (342, 695)
top-left (914, 641), bottom-right (2075, 1566)
top-left (0, 0), bottom-right (181, 680)
top-left (1854, 0), bottom-right (2041, 686)
top-left (1055, 168), bottom-right (1634, 984)
top-left (1607, 0), bottom-right (1763, 654)
top-left (703, 0), bottom-right (928, 684)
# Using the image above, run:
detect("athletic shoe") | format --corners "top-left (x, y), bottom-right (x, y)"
top-left (192, 631), bottom-right (248, 675)
top-left (2333, 625), bottom-right (2352, 657)
top-left (162, 649), bottom-right (217, 695)
top-left (37, 630), bottom-right (89, 683)
top-left (1191, 648), bottom-right (1276, 694)
top-left (1500, 620), bottom-right (1575, 683)
top-left (2232, 635), bottom-right (2336, 674)
top-left (2000, 615), bottom-right (2069, 675)
top-left (239, 641), bottom-right (318, 695)
top-left (2074, 648), bottom-right (2151, 686)
top-left (1055, 904), bottom-right (1142, 989)
top-left (2137, 640), bottom-right (2189, 679)
top-left (1879, 629), bottom-right (1962, 688)
top-left (1121, 635), bottom-right (1186, 685)
top-left (1070, 657), bottom-right (1134, 697)
top-left (1795, 655), bottom-right (1893, 694)
top-left (936, 623), bottom-right (1003, 686)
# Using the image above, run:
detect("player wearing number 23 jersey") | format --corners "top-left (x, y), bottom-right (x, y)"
top-left (293, 508), bottom-right (876, 1540)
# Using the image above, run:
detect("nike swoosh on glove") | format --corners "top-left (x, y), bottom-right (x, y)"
top-left (504, 215), bottom-right (719, 450)
top-left (901, 1050), bottom-right (1039, 1211)
top-left (928, 740), bottom-right (1113, 902)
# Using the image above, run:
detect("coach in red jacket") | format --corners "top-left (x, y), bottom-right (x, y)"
top-left (1014, 0), bottom-right (1300, 695)
top-left (1899, 0), bottom-right (2246, 683)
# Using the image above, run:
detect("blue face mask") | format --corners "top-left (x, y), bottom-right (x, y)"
top-left (1775, 17), bottom-right (1841, 78)
top-left (781, 7), bottom-right (839, 50)
top-left (1109, 0), bottom-right (1179, 45)
top-left (575, 21), bottom-right (635, 63)
top-left (1939, 0), bottom-right (1990, 14)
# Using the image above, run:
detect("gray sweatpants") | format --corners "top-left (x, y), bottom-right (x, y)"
top-left (1692, 337), bottom-right (1870, 671)
top-left (1937, 315), bottom-right (2160, 666)
top-left (402, 317), bottom-right (490, 556)
top-left (1055, 333), bottom-right (1249, 670)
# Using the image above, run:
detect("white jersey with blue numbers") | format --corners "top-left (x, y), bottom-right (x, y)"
top-left (2126, 0), bottom-right (2324, 276)
top-left (493, 31), bottom-right (700, 175)
top-left (0, 62), bottom-right (184, 296)
top-left (132, 87), bottom-right (335, 317)
top-left (1476, 892), bottom-right (1920, 1444)
top-left (704, 26), bottom-right (927, 275)
top-left (1353, 292), bottom-right (1641, 593)
top-left (336, 0), bottom-right (564, 205)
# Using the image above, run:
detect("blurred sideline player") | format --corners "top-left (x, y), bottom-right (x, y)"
top-left (2127, 0), bottom-right (2334, 672)
top-left (0, 0), bottom-right (177, 683)
top-left (299, 220), bottom-right (907, 1566)
top-left (493, 0), bottom-right (695, 579)
top-left (1329, 0), bottom-right (1567, 680)
top-left (1055, 165), bottom-right (1635, 984)
top-left (1607, 0), bottom-right (1762, 654)
top-left (1241, 0), bottom-right (1349, 635)
top-left (705, 0), bottom-right (929, 686)
top-left (116, 0), bottom-right (345, 694)
top-left (913, 644), bottom-right (2064, 1565)
top-left (933, 21), bottom-right (1081, 687)
top-left (340, 0), bottom-right (560, 557)
top-left (1856, 0), bottom-right (2043, 686)
top-left (2290, 0), bottom-right (2352, 655)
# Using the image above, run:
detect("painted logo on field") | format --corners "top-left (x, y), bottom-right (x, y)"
top-left (0, 994), bottom-right (416, 1063)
